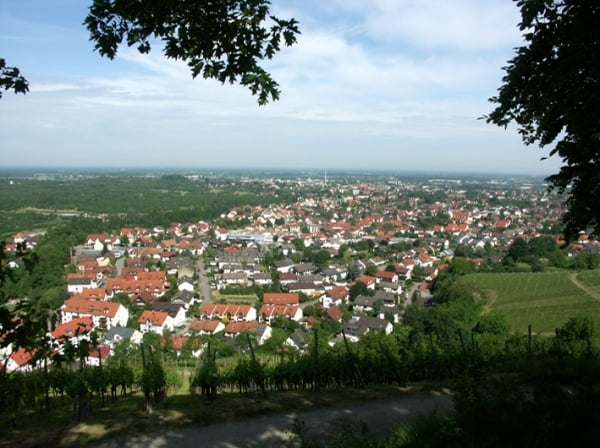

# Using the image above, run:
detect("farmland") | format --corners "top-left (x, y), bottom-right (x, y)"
top-left (468, 270), bottom-right (600, 334)
top-left (577, 270), bottom-right (600, 295)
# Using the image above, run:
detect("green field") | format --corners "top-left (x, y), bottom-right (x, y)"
top-left (577, 270), bottom-right (600, 294)
top-left (468, 270), bottom-right (600, 334)
top-left (212, 291), bottom-right (259, 305)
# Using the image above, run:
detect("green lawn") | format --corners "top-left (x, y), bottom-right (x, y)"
top-left (468, 270), bottom-right (600, 334)
top-left (577, 270), bottom-right (600, 294)
top-left (212, 291), bottom-right (259, 305)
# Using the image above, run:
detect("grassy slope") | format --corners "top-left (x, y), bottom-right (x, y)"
top-left (469, 270), bottom-right (600, 333)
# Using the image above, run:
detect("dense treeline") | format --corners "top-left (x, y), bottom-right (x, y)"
top-left (2, 218), bottom-right (107, 303)
top-left (453, 236), bottom-right (600, 274)
top-left (0, 176), bottom-right (295, 237)
top-left (0, 216), bottom-right (123, 356)
top-left (501, 236), bottom-right (600, 271)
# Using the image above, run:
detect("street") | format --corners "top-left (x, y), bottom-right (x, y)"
top-left (92, 390), bottom-right (453, 448)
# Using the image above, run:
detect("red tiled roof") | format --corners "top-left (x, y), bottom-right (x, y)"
top-left (88, 346), bottom-right (111, 359)
top-left (328, 286), bottom-right (349, 300)
top-left (189, 319), bottom-right (222, 332)
top-left (224, 320), bottom-right (266, 335)
top-left (67, 273), bottom-right (93, 281)
top-left (105, 278), bottom-right (165, 296)
top-left (170, 335), bottom-right (189, 351)
top-left (355, 275), bottom-right (376, 285)
top-left (199, 303), bottom-right (253, 317)
top-left (138, 310), bottom-right (169, 325)
top-left (258, 304), bottom-right (299, 319)
top-left (51, 317), bottom-right (94, 340)
top-left (263, 292), bottom-right (299, 306)
top-left (326, 306), bottom-right (344, 322)
top-left (62, 297), bottom-right (122, 318)
top-left (80, 288), bottom-right (106, 300)
top-left (301, 316), bottom-right (317, 326)
top-left (375, 271), bottom-right (396, 280)
top-left (10, 348), bottom-right (35, 367)
top-left (419, 253), bottom-right (434, 262)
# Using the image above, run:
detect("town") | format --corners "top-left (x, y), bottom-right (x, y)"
top-left (1, 1), bottom-right (598, 445)
top-left (2, 172), bottom-right (598, 373)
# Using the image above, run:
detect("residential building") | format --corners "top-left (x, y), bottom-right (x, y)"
top-left (60, 298), bottom-right (128, 330)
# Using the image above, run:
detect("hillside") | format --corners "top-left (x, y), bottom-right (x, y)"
top-left (469, 270), bottom-right (600, 333)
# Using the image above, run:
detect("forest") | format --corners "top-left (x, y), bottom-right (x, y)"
top-left (0, 175), bottom-right (296, 238)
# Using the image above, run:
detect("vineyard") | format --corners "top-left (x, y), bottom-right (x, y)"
top-left (2, 307), bottom-right (598, 446)
top-left (577, 270), bottom-right (600, 295)
top-left (469, 270), bottom-right (600, 333)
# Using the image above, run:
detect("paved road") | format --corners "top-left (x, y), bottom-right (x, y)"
top-left (93, 391), bottom-right (452, 448)
top-left (196, 257), bottom-right (213, 303)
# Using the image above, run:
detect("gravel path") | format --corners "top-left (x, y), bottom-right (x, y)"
top-left (93, 390), bottom-right (453, 448)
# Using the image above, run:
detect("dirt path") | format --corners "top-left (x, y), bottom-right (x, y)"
top-left (568, 273), bottom-right (600, 303)
top-left (92, 391), bottom-right (453, 448)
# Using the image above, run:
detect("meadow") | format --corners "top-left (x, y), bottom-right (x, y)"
top-left (468, 270), bottom-right (600, 334)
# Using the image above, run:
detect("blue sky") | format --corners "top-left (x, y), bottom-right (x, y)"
top-left (0, 0), bottom-right (563, 175)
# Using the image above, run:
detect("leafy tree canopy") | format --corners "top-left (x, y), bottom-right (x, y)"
top-left (0, 58), bottom-right (29, 98)
top-left (448, 257), bottom-right (476, 276)
top-left (486, 0), bottom-right (600, 239)
top-left (349, 281), bottom-right (369, 301)
top-left (1, 1), bottom-right (299, 105)
top-left (85, 0), bottom-right (300, 105)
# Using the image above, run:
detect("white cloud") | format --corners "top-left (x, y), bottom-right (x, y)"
top-left (264, 30), bottom-right (504, 126)
top-left (116, 49), bottom-right (191, 82)
top-left (330, 0), bottom-right (521, 51)
top-left (1, 0), bottom-right (559, 175)
top-left (32, 82), bottom-right (81, 93)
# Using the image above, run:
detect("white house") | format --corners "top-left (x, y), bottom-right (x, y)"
top-left (86, 233), bottom-right (120, 251)
top-left (138, 310), bottom-right (174, 334)
top-left (177, 276), bottom-right (195, 292)
top-left (49, 317), bottom-right (95, 355)
top-left (67, 274), bottom-right (98, 295)
top-left (285, 328), bottom-right (308, 352)
top-left (341, 316), bottom-right (393, 342)
top-left (85, 346), bottom-right (112, 367)
top-left (273, 258), bottom-right (295, 274)
top-left (199, 303), bottom-right (257, 322)
top-left (258, 304), bottom-right (303, 324)
top-left (60, 298), bottom-right (129, 330)
top-left (223, 320), bottom-right (272, 345)
top-left (189, 318), bottom-right (226, 335)
top-left (221, 272), bottom-right (249, 287)
top-left (4, 348), bottom-right (37, 373)
top-left (319, 285), bottom-right (349, 309)
top-left (152, 302), bottom-right (187, 328)
top-left (103, 327), bottom-right (143, 348)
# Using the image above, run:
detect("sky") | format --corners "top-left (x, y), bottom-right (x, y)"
top-left (0, 0), bottom-right (564, 175)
